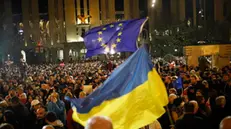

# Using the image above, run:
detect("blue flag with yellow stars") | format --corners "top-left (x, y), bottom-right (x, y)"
top-left (84, 18), bottom-right (147, 57)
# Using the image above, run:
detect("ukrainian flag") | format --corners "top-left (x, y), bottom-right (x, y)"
top-left (70, 46), bottom-right (168, 129)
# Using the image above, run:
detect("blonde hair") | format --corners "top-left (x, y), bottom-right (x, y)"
top-left (79, 91), bottom-right (86, 98)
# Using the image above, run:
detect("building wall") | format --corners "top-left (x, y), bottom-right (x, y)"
top-left (3, 0), bottom-right (14, 58)
top-left (31, 0), bottom-right (40, 43)
top-left (48, 0), bottom-right (55, 47)
top-left (184, 44), bottom-right (231, 68)
top-left (124, 0), bottom-right (140, 20)
top-left (22, 0), bottom-right (30, 47)
top-left (58, 0), bottom-right (65, 43)
top-left (89, 0), bottom-right (100, 27)
top-left (214, 0), bottom-right (224, 22)
top-left (64, 0), bottom-right (78, 43)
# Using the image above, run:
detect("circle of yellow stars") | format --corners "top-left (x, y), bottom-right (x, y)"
top-left (96, 23), bottom-right (124, 51)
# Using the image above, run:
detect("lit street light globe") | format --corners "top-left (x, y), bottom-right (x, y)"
top-left (151, 0), bottom-right (156, 8)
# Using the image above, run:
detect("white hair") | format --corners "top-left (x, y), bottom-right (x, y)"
top-left (85, 116), bottom-right (113, 129)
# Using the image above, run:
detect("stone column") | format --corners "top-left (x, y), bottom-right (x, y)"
top-left (193, 0), bottom-right (197, 26)
top-left (77, 0), bottom-right (81, 15)
top-left (31, 0), bottom-right (40, 43)
top-left (51, 48), bottom-right (57, 63)
top-left (89, 0), bottom-right (100, 27)
top-left (4, 0), bottom-right (13, 35)
top-left (58, 0), bottom-right (65, 43)
top-left (64, 44), bottom-right (70, 62)
top-left (64, 0), bottom-right (77, 43)
top-left (22, 0), bottom-right (30, 47)
top-left (179, 0), bottom-right (185, 22)
top-left (84, 0), bottom-right (88, 23)
top-left (132, 0), bottom-right (140, 18)
top-left (101, 0), bottom-right (107, 23)
top-left (171, 0), bottom-right (178, 24)
top-left (4, 0), bottom-right (14, 58)
top-left (124, 0), bottom-right (131, 20)
top-left (155, 0), bottom-right (162, 25)
top-left (84, 0), bottom-right (88, 16)
top-left (48, 0), bottom-right (55, 46)
top-left (108, 0), bottom-right (115, 22)
top-left (214, 0), bottom-right (224, 22)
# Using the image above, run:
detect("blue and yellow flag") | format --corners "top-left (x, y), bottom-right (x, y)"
top-left (84, 18), bottom-right (147, 57)
top-left (70, 46), bottom-right (168, 129)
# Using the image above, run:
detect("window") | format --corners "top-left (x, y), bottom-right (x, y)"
top-left (115, 0), bottom-right (124, 11)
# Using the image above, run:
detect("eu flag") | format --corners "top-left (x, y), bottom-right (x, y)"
top-left (84, 18), bottom-right (147, 57)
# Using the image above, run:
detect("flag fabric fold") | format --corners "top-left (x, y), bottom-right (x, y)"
top-left (70, 46), bottom-right (168, 129)
top-left (84, 18), bottom-right (147, 57)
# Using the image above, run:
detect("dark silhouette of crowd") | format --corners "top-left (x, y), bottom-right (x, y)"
top-left (0, 60), bottom-right (230, 129)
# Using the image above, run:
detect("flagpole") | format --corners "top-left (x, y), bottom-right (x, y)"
top-left (136, 17), bottom-right (149, 49)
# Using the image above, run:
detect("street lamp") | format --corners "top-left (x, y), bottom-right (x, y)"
top-left (151, 0), bottom-right (156, 8)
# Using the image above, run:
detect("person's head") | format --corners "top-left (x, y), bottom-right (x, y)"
top-left (17, 87), bottom-right (24, 95)
top-left (202, 80), bottom-right (209, 87)
top-left (216, 96), bottom-right (226, 108)
top-left (65, 92), bottom-right (73, 98)
top-left (169, 94), bottom-right (177, 104)
top-left (27, 96), bottom-right (33, 103)
top-left (85, 116), bottom-right (113, 129)
top-left (190, 75), bottom-right (197, 84)
top-left (8, 89), bottom-right (16, 98)
top-left (165, 76), bottom-right (172, 84)
top-left (50, 92), bottom-right (59, 100)
top-left (42, 125), bottom-right (54, 129)
top-left (184, 102), bottom-right (195, 114)
top-left (211, 74), bottom-right (217, 80)
top-left (9, 97), bottom-right (20, 106)
top-left (0, 123), bottom-right (14, 129)
top-left (196, 96), bottom-right (205, 104)
top-left (36, 107), bottom-right (46, 120)
top-left (31, 99), bottom-right (41, 111)
top-left (223, 74), bottom-right (229, 82)
top-left (182, 95), bottom-right (189, 103)
top-left (169, 88), bottom-right (177, 94)
top-left (220, 116), bottom-right (231, 129)
top-left (45, 112), bottom-right (59, 124)
top-left (196, 90), bottom-right (203, 97)
top-left (79, 91), bottom-right (86, 98)
top-left (189, 100), bottom-right (198, 114)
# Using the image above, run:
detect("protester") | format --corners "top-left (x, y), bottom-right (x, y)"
top-left (42, 125), bottom-right (55, 129)
top-left (45, 112), bottom-right (64, 129)
top-left (0, 59), bottom-right (230, 129)
top-left (174, 102), bottom-right (206, 129)
top-left (85, 116), bottom-right (113, 129)
top-left (219, 116), bottom-right (231, 129)
top-left (0, 123), bottom-right (14, 129)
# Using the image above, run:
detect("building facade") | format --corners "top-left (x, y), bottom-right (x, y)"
top-left (149, 0), bottom-right (231, 29)
top-left (148, 0), bottom-right (231, 44)
top-left (14, 0), bottom-right (140, 64)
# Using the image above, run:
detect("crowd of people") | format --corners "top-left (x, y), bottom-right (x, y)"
top-left (158, 63), bottom-right (231, 129)
top-left (0, 58), bottom-right (230, 129)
